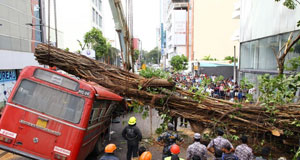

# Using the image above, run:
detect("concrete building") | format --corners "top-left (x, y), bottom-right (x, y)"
top-left (164, 0), bottom-right (189, 68)
top-left (192, 0), bottom-right (240, 61)
top-left (239, 0), bottom-right (300, 86)
top-left (0, 0), bottom-right (43, 107)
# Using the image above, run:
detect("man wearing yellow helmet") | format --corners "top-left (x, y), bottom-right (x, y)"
top-left (122, 116), bottom-right (142, 160)
top-left (99, 144), bottom-right (119, 160)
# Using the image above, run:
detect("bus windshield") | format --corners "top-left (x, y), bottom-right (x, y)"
top-left (12, 79), bottom-right (85, 123)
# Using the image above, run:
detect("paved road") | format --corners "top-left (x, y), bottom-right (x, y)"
top-left (0, 109), bottom-right (214, 160)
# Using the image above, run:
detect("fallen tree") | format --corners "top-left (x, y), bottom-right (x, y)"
top-left (35, 44), bottom-right (300, 146)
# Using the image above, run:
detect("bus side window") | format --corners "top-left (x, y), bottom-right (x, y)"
top-left (98, 108), bottom-right (106, 122)
top-left (89, 101), bottom-right (100, 125)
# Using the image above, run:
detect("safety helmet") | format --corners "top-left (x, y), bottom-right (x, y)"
top-left (139, 151), bottom-right (152, 160)
top-left (170, 144), bottom-right (180, 155)
top-left (128, 116), bottom-right (137, 125)
top-left (105, 144), bottom-right (117, 153)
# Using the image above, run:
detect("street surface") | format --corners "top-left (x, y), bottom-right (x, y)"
top-left (0, 109), bottom-right (214, 160)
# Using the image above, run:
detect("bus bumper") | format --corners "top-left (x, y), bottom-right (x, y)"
top-left (0, 144), bottom-right (48, 160)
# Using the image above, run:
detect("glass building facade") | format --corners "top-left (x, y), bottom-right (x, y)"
top-left (239, 30), bottom-right (300, 86)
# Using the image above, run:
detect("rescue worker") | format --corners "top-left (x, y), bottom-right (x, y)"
top-left (99, 144), bottom-right (119, 160)
top-left (157, 123), bottom-right (184, 160)
top-left (235, 135), bottom-right (254, 160)
top-left (139, 151), bottom-right (152, 160)
top-left (207, 128), bottom-right (234, 160)
top-left (186, 133), bottom-right (207, 160)
top-left (122, 116), bottom-right (142, 160)
top-left (164, 144), bottom-right (185, 160)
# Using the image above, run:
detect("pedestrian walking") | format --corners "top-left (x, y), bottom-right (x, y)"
top-left (186, 133), bottom-right (207, 160)
top-left (207, 128), bottom-right (234, 160)
top-left (157, 123), bottom-right (184, 160)
top-left (99, 144), bottom-right (119, 160)
top-left (164, 144), bottom-right (185, 160)
top-left (235, 136), bottom-right (254, 160)
top-left (122, 116), bottom-right (142, 160)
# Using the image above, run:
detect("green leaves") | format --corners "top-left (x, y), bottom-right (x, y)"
top-left (202, 55), bottom-right (217, 61)
top-left (275, 0), bottom-right (297, 9)
top-left (170, 55), bottom-right (188, 72)
top-left (224, 56), bottom-right (238, 63)
top-left (258, 73), bottom-right (300, 117)
top-left (139, 68), bottom-right (171, 79)
top-left (84, 27), bottom-right (109, 59)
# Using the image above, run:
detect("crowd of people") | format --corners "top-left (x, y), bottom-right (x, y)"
top-left (99, 117), bottom-right (284, 160)
top-left (173, 73), bottom-right (256, 102)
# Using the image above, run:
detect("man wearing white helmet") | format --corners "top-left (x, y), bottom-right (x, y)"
top-left (186, 133), bottom-right (207, 160)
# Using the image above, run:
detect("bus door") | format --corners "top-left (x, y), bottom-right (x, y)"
top-left (11, 79), bottom-right (85, 157)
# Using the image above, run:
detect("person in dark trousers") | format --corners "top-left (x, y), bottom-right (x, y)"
top-left (99, 144), bottom-right (119, 160)
top-left (157, 123), bottom-right (184, 160)
top-left (221, 143), bottom-right (238, 160)
top-left (122, 116), bottom-right (142, 160)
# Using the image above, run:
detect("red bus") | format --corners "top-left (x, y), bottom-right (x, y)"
top-left (0, 66), bottom-right (124, 160)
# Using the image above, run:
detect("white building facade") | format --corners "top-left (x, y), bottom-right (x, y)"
top-left (164, 0), bottom-right (188, 68)
top-left (239, 0), bottom-right (300, 85)
top-left (45, 0), bottom-right (103, 52)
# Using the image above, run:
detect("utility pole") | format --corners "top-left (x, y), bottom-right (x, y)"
top-left (54, 0), bottom-right (58, 47)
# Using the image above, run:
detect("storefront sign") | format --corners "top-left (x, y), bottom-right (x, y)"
top-left (0, 70), bottom-right (16, 82)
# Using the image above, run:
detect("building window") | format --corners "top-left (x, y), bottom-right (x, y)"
top-left (98, 0), bottom-right (102, 11)
top-left (99, 15), bottom-right (102, 27)
top-left (240, 30), bottom-right (300, 72)
top-left (96, 12), bottom-right (99, 25)
top-left (93, 8), bottom-right (95, 22)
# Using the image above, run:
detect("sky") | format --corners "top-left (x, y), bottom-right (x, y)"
top-left (103, 0), bottom-right (160, 52)
top-left (132, 0), bottom-right (160, 51)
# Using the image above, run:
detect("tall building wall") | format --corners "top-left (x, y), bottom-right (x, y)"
top-left (193, 0), bottom-right (239, 61)
top-left (0, 0), bottom-right (43, 107)
top-left (45, 0), bottom-right (103, 52)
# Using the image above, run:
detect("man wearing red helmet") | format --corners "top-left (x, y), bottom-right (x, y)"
top-left (164, 144), bottom-right (185, 160)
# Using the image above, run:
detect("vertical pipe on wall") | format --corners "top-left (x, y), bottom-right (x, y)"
top-left (191, 0), bottom-right (194, 61)
top-left (54, 0), bottom-right (58, 47)
top-left (186, 2), bottom-right (189, 60)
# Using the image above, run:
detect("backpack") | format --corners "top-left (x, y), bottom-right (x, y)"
top-left (126, 127), bottom-right (137, 140)
top-left (222, 154), bottom-right (237, 160)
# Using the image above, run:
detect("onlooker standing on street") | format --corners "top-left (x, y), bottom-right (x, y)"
top-left (186, 133), bottom-right (207, 160)
top-left (235, 135), bottom-right (254, 160)
top-left (122, 117), bottom-right (142, 160)
top-left (207, 128), bottom-right (234, 160)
